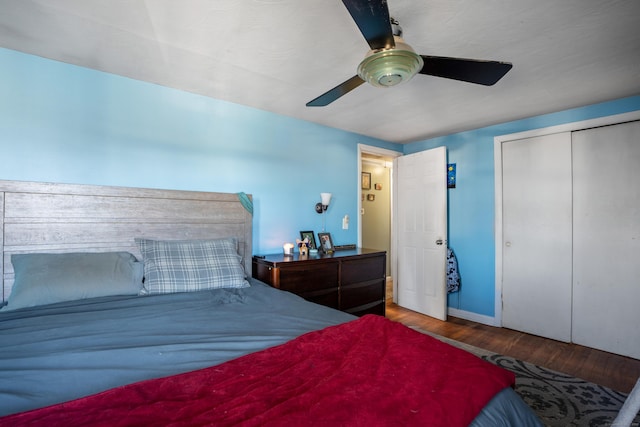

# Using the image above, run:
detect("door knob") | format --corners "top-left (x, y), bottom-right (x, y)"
top-left (436, 239), bottom-right (444, 245)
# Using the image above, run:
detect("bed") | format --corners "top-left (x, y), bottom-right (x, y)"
top-left (0, 180), bottom-right (542, 426)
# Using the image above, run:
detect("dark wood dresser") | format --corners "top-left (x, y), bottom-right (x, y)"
top-left (252, 249), bottom-right (386, 317)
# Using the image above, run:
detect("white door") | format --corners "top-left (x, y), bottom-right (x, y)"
top-left (571, 120), bottom-right (640, 359)
top-left (501, 132), bottom-right (573, 342)
top-left (394, 147), bottom-right (447, 320)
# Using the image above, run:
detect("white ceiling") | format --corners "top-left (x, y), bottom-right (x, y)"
top-left (1, 0), bottom-right (639, 143)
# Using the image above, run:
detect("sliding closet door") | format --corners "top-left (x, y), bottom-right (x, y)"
top-left (571, 120), bottom-right (640, 359)
top-left (502, 133), bottom-right (573, 342)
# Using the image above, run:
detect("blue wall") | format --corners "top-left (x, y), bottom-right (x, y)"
top-left (0, 48), bottom-right (399, 254)
top-left (2, 48), bottom-right (639, 319)
top-left (404, 95), bottom-right (640, 317)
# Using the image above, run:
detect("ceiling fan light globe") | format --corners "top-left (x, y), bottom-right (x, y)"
top-left (357, 37), bottom-right (423, 88)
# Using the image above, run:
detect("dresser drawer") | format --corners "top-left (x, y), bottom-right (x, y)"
top-left (341, 255), bottom-right (386, 284)
top-left (277, 263), bottom-right (339, 293)
top-left (252, 261), bottom-right (274, 285)
top-left (341, 279), bottom-right (385, 311)
top-left (277, 263), bottom-right (339, 309)
top-left (296, 287), bottom-right (339, 310)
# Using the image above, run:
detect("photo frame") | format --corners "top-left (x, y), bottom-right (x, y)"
top-left (361, 172), bottom-right (371, 190)
top-left (317, 232), bottom-right (334, 253)
top-left (299, 230), bottom-right (317, 250)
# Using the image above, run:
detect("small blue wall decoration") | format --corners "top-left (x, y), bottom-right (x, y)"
top-left (447, 163), bottom-right (456, 188)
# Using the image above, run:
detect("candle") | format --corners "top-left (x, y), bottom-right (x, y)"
top-left (283, 243), bottom-right (294, 255)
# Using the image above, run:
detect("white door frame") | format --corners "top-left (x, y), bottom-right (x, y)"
top-left (493, 110), bottom-right (640, 327)
top-left (357, 144), bottom-right (401, 294)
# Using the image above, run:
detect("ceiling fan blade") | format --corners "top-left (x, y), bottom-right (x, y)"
top-left (342, 0), bottom-right (395, 50)
top-left (306, 75), bottom-right (365, 107)
top-left (419, 56), bottom-right (513, 86)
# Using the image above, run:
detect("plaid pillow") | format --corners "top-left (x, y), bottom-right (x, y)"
top-left (136, 238), bottom-right (248, 295)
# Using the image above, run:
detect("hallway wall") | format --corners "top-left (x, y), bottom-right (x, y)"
top-left (361, 162), bottom-right (391, 274)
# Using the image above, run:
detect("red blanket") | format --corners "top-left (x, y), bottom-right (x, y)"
top-left (2, 315), bottom-right (514, 427)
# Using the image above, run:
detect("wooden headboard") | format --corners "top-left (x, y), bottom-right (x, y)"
top-left (0, 180), bottom-right (253, 302)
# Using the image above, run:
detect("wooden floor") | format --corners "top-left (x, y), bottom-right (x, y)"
top-left (386, 298), bottom-right (640, 394)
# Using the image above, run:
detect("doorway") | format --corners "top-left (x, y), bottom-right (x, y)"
top-left (358, 144), bottom-right (401, 300)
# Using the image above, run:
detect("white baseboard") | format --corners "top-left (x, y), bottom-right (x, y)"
top-left (447, 307), bottom-right (500, 327)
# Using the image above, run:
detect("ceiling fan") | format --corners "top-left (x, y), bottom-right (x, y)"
top-left (306, 0), bottom-right (513, 107)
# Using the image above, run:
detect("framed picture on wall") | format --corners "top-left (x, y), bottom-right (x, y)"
top-left (361, 172), bottom-right (371, 190)
top-left (299, 230), bottom-right (317, 250)
top-left (317, 232), bottom-right (334, 253)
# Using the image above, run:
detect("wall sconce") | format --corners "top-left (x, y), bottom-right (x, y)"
top-left (315, 192), bottom-right (332, 231)
top-left (315, 192), bottom-right (332, 213)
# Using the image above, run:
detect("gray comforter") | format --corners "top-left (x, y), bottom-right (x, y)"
top-left (0, 279), bottom-right (540, 426)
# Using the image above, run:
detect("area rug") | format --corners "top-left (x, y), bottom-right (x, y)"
top-left (415, 328), bottom-right (640, 427)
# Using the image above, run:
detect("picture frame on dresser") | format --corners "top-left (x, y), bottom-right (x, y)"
top-left (299, 231), bottom-right (317, 250)
top-left (318, 232), bottom-right (334, 253)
